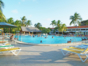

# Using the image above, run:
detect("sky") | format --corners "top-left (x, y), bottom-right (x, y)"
top-left (2, 0), bottom-right (88, 28)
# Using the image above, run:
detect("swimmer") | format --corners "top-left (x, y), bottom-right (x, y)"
top-left (45, 37), bottom-right (47, 38)
top-left (40, 40), bottom-right (42, 43)
top-left (33, 35), bottom-right (35, 37)
top-left (52, 36), bottom-right (54, 38)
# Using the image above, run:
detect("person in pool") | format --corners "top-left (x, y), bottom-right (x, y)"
top-left (40, 40), bottom-right (42, 43)
top-left (52, 36), bottom-right (54, 38)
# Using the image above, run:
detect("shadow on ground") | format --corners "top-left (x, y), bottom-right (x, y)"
top-left (0, 48), bottom-right (88, 66)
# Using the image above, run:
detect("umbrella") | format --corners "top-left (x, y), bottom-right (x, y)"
top-left (0, 22), bottom-right (17, 28)
top-left (0, 22), bottom-right (17, 41)
top-left (0, 22), bottom-right (17, 34)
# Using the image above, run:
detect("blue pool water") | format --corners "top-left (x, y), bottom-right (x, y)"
top-left (15, 35), bottom-right (85, 44)
top-left (15, 35), bottom-right (86, 44)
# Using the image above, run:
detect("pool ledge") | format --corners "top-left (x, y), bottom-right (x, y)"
top-left (14, 40), bottom-right (87, 46)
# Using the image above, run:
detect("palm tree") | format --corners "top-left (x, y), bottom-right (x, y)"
top-left (0, 0), bottom-right (5, 22)
top-left (59, 24), bottom-right (67, 34)
top-left (21, 16), bottom-right (26, 26)
top-left (7, 17), bottom-right (14, 24)
top-left (26, 20), bottom-right (31, 27)
top-left (0, 0), bottom-right (4, 11)
top-left (0, 10), bottom-right (6, 22)
top-left (70, 12), bottom-right (82, 26)
top-left (53, 20), bottom-right (61, 33)
top-left (54, 20), bottom-right (67, 34)
top-left (14, 20), bottom-right (21, 31)
top-left (34, 22), bottom-right (42, 29)
top-left (50, 20), bottom-right (56, 28)
top-left (6, 17), bottom-right (14, 33)
top-left (56, 20), bottom-right (61, 27)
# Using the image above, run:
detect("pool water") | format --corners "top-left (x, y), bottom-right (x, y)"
top-left (15, 35), bottom-right (86, 44)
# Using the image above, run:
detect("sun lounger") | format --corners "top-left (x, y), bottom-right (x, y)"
top-left (0, 40), bottom-right (8, 41)
top-left (0, 41), bottom-right (11, 46)
top-left (0, 40), bottom-right (8, 43)
top-left (61, 47), bottom-right (88, 62)
top-left (0, 45), bottom-right (14, 49)
top-left (75, 45), bottom-right (88, 48)
top-left (0, 41), bottom-right (6, 43)
top-left (0, 47), bottom-right (21, 56)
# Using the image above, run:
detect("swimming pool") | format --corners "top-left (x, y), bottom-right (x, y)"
top-left (15, 35), bottom-right (87, 44)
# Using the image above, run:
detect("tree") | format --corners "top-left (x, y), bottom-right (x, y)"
top-left (70, 12), bottom-right (82, 26)
top-left (0, 0), bottom-right (4, 11)
top-left (0, 10), bottom-right (6, 22)
top-left (14, 20), bottom-right (21, 31)
top-left (58, 24), bottom-right (67, 34)
top-left (26, 20), bottom-right (31, 27)
top-left (34, 22), bottom-right (42, 29)
top-left (54, 20), bottom-right (67, 34)
top-left (7, 17), bottom-right (14, 24)
top-left (21, 16), bottom-right (26, 26)
top-left (53, 20), bottom-right (61, 33)
top-left (6, 17), bottom-right (14, 33)
top-left (39, 27), bottom-right (46, 30)
top-left (41, 28), bottom-right (51, 34)
top-left (0, 0), bottom-right (5, 22)
top-left (56, 20), bottom-right (61, 27)
top-left (50, 20), bottom-right (56, 28)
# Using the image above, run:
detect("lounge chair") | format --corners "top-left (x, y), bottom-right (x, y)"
top-left (61, 47), bottom-right (88, 62)
top-left (0, 47), bottom-right (21, 56)
top-left (0, 45), bottom-right (14, 49)
top-left (0, 41), bottom-right (6, 43)
top-left (0, 41), bottom-right (11, 46)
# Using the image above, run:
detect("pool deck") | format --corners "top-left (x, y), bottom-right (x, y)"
top-left (0, 41), bottom-right (88, 66)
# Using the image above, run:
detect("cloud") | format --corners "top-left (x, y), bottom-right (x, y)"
top-left (18, 2), bottom-right (21, 4)
top-left (27, 15), bottom-right (32, 18)
top-left (46, 18), bottom-right (51, 21)
top-left (29, 15), bottom-right (32, 17)
top-left (12, 9), bottom-right (18, 14)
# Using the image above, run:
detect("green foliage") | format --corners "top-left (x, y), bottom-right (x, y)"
top-left (39, 27), bottom-right (51, 33)
top-left (54, 20), bottom-right (67, 33)
top-left (14, 20), bottom-right (22, 31)
top-left (58, 24), bottom-right (67, 32)
top-left (34, 22), bottom-right (42, 29)
top-left (41, 28), bottom-right (51, 33)
top-left (21, 16), bottom-right (26, 26)
top-left (0, 0), bottom-right (4, 11)
top-left (26, 20), bottom-right (31, 27)
top-left (39, 27), bottom-right (45, 30)
top-left (82, 20), bottom-right (88, 26)
top-left (0, 10), bottom-right (6, 22)
top-left (7, 17), bottom-right (14, 24)
top-left (50, 20), bottom-right (56, 28)
top-left (70, 12), bottom-right (82, 26)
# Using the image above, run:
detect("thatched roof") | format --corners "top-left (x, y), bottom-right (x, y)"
top-left (21, 27), bottom-right (41, 32)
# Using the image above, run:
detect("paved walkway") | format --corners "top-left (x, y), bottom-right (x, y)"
top-left (0, 43), bottom-right (88, 66)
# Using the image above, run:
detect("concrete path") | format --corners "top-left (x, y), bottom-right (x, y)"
top-left (0, 43), bottom-right (88, 66)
